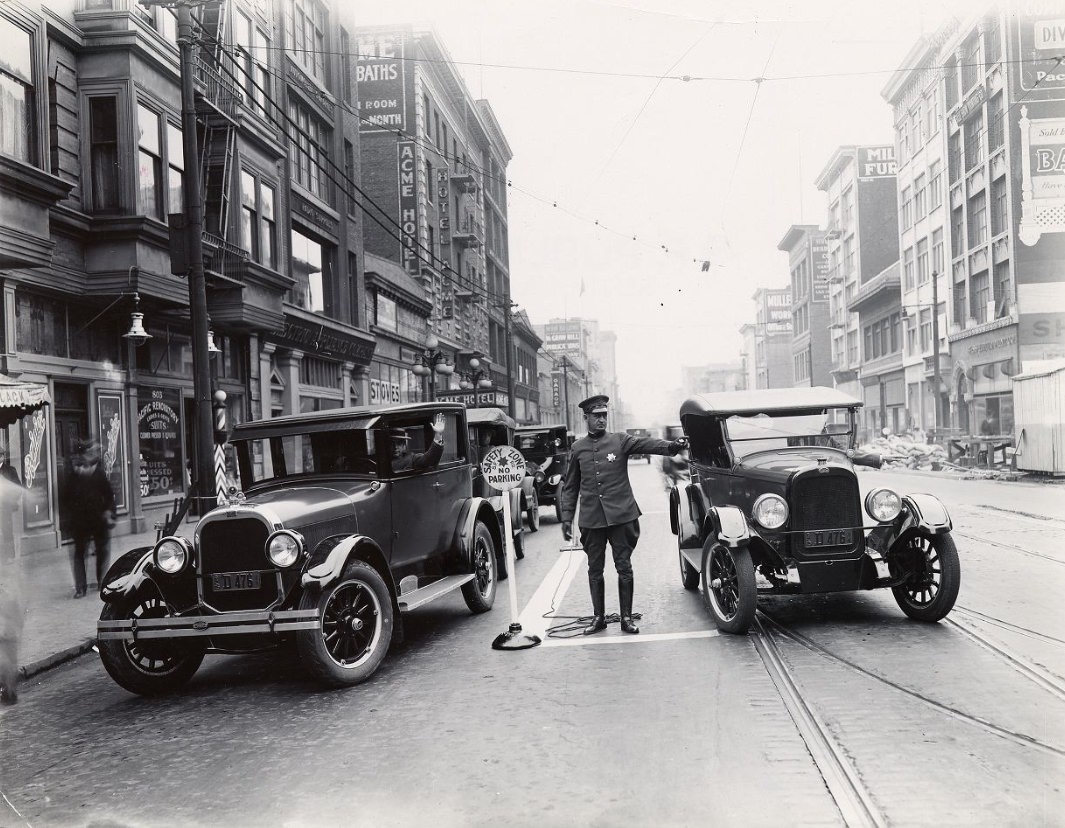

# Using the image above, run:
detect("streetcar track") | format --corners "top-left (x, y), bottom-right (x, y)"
top-left (952, 530), bottom-right (1065, 565)
top-left (751, 615), bottom-right (886, 828)
top-left (945, 615), bottom-right (1065, 703)
top-left (954, 605), bottom-right (1065, 648)
top-left (756, 611), bottom-right (1065, 759)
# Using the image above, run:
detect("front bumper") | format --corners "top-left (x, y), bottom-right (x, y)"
top-left (97, 609), bottom-right (321, 641)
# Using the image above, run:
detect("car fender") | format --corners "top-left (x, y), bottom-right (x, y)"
top-left (704, 505), bottom-right (751, 549)
top-left (901, 493), bottom-right (952, 533)
top-left (455, 497), bottom-right (504, 571)
top-left (100, 547), bottom-right (155, 603)
top-left (300, 534), bottom-right (392, 591)
top-left (672, 481), bottom-right (703, 548)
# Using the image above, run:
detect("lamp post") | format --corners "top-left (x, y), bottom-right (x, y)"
top-left (458, 356), bottom-right (493, 408)
top-left (410, 333), bottom-right (453, 401)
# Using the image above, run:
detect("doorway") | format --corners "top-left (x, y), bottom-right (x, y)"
top-left (54, 382), bottom-right (89, 541)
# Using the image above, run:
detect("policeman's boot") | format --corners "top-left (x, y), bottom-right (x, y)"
top-left (583, 579), bottom-right (607, 635)
top-left (619, 579), bottom-right (639, 634)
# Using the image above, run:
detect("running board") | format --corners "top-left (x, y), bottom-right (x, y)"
top-left (398, 574), bottom-right (476, 611)
top-left (680, 547), bottom-right (701, 572)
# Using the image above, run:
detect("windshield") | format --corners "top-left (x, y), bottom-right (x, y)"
top-left (724, 410), bottom-right (855, 459)
top-left (515, 431), bottom-right (563, 460)
top-left (234, 429), bottom-right (379, 486)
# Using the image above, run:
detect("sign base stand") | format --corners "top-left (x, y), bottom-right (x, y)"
top-left (492, 622), bottom-right (541, 651)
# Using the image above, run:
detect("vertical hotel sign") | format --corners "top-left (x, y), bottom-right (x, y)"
top-left (355, 30), bottom-right (409, 133)
top-left (811, 235), bottom-right (831, 302)
top-left (398, 141), bottom-right (419, 273)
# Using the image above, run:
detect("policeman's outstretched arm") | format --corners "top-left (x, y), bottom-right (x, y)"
top-left (559, 454), bottom-right (581, 542)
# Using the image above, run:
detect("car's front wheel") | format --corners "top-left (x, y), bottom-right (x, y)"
top-left (296, 561), bottom-right (394, 687)
top-left (462, 521), bottom-right (498, 613)
top-left (701, 541), bottom-right (756, 634)
top-left (98, 592), bottom-right (205, 696)
top-left (525, 490), bottom-right (540, 532)
top-left (891, 532), bottom-right (961, 622)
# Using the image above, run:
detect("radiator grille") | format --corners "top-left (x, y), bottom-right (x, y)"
top-left (792, 472), bottom-right (861, 556)
top-left (199, 517), bottom-right (278, 611)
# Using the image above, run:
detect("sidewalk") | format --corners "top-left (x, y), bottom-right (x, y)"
top-left (12, 525), bottom-right (159, 683)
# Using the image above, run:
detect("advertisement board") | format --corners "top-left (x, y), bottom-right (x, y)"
top-left (137, 387), bottom-right (184, 497)
top-left (97, 393), bottom-right (127, 512)
top-left (355, 30), bottom-right (410, 132)
top-left (398, 141), bottom-right (419, 274)
top-left (1016, 8), bottom-right (1065, 94)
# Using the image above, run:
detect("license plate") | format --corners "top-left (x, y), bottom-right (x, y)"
top-left (210, 571), bottom-right (262, 591)
top-left (804, 529), bottom-right (853, 548)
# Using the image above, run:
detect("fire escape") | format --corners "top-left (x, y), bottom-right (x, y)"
top-left (192, 2), bottom-right (248, 287)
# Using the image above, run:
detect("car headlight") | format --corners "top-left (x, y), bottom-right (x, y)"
top-left (548, 474), bottom-right (561, 486)
top-left (752, 493), bottom-right (789, 530)
top-left (153, 536), bottom-right (193, 575)
top-left (266, 530), bottom-right (304, 568)
top-left (865, 488), bottom-right (902, 523)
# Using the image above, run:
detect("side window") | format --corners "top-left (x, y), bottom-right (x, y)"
top-left (437, 411), bottom-right (464, 464)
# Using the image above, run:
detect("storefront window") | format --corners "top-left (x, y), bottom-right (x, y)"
top-left (97, 393), bottom-right (127, 512)
top-left (20, 408), bottom-right (51, 527)
top-left (137, 386), bottom-right (184, 497)
top-left (973, 394), bottom-right (1013, 435)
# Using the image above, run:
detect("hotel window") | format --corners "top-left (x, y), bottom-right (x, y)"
top-left (945, 58), bottom-right (958, 109)
top-left (0, 14), bottom-right (36, 164)
top-left (932, 228), bottom-right (944, 274)
top-left (993, 260), bottom-right (1011, 317)
top-left (166, 121), bottom-right (183, 216)
top-left (240, 169), bottom-right (277, 268)
top-left (89, 96), bottom-right (119, 212)
top-left (991, 176), bottom-right (1008, 236)
top-left (925, 89), bottom-right (940, 137)
top-left (968, 190), bottom-right (987, 247)
top-left (344, 139), bottom-right (356, 216)
top-left (284, 0), bottom-right (326, 84)
top-left (948, 131), bottom-right (962, 182)
top-left (235, 10), bottom-right (270, 117)
top-left (964, 110), bottom-right (984, 170)
top-left (903, 246), bottom-right (915, 290)
top-left (900, 186), bottom-right (912, 230)
top-left (984, 17), bottom-right (1001, 66)
top-left (913, 173), bottom-right (927, 218)
top-left (919, 309), bottom-right (932, 352)
top-left (291, 227), bottom-right (336, 315)
top-left (289, 99), bottom-right (332, 204)
top-left (911, 106), bottom-right (922, 145)
top-left (988, 92), bottom-right (1004, 152)
top-left (916, 237), bottom-right (929, 285)
top-left (970, 270), bottom-right (990, 324)
top-left (136, 103), bottom-right (165, 219)
top-left (953, 280), bottom-right (967, 327)
top-left (928, 161), bottom-right (942, 210)
top-left (951, 206), bottom-right (964, 254)
top-left (961, 35), bottom-right (980, 91)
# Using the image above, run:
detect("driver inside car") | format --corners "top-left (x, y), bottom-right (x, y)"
top-left (390, 413), bottom-right (446, 473)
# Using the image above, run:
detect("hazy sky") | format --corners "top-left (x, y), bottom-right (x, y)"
top-left (362, 0), bottom-right (977, 422)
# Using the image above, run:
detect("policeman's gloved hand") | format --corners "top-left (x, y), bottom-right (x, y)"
top-left (561, 520), bottom-right (572, 542)
top-left (668, 437), bottom-right (689, 454)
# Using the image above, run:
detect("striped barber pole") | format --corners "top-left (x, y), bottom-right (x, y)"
top-left (214, 444), bottom-right (228, 504)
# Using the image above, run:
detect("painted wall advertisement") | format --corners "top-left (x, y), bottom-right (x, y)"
top-left (398, 141), bottom-right (419, 274)
top-left (20, 407), bottom-right (51, 527)
top-left (1018, 108), bottom-right (1065, 245)
top-left (97, 393), bottom-right (126, 512)
top-left (1016, 8), bottom-right (1065, 93)
top-left (368, 379), bottom-right (401, 406)
top-left (354, 30), bottom-right (409, 132)
top-left (857, 145), bottom-right (897, 179)
top-left (137, 387), bottom-right (184, 497)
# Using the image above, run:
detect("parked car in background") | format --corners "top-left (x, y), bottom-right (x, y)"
top-left (669, 387), bottom-right (961, 634)
top-left (514, 424), bottom-right (572, 522)
top-left (97, 402), bottom-right (503, 695)
top-left (468, 406), bottom-right (539, 549)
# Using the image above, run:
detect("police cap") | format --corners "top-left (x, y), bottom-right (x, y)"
top-left (578, 395), bottom-right (610, 414)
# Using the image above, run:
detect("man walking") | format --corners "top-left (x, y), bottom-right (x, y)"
top-left (560, 396), bottom-right (687, 635)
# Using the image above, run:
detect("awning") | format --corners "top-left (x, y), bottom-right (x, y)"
top-left (0, 375), bottom-right (50, 427)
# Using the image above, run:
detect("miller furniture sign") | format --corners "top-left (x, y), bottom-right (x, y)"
top-left (857, 146), bottom-right (897, 179)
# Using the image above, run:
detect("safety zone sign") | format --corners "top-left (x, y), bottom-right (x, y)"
top-left (481, 445), bottom-right (527, 492)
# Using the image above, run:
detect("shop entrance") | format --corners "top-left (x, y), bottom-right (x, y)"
top-left (54, 382), bottom-right (89, 541)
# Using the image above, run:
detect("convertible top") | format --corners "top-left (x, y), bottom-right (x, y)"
top-left (466, 407), bottom-right (516, 429)
top-left (680, 386), bottom-right (863, 418)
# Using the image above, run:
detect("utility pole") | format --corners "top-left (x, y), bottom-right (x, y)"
top-left (931, 270), bottom-right (942, 436)
top-left (502, 295), bottom-right (516, 420)
top-left (560, 356), bottom-right (571, 432)
top-left (142, 0), bottom-right (215, 509)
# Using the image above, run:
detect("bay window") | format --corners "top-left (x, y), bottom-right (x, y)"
top-left (0, 15), bottom-right (35, 164)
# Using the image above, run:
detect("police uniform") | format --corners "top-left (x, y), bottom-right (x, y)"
top-left (560, 395), bottom-right (685, 634)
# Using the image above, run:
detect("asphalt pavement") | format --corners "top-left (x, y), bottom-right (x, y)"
top-left (4, 465), bottom-right (1058, 691)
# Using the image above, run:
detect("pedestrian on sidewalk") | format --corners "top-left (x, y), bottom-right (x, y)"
top-left (62, 439), bottom-right (116, 599)
top-left (0, 554), bottom-right (23, 704)
top-left (559, 395), bottom-right (687, 636)
top-left (0, 445), bottom-right (24, 561)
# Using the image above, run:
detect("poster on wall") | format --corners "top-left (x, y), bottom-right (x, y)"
top-left (1019, 107), bottom-right (1065, 245)
top-left (20, 407), bottom-right (52, 527)
top-left (97, 393), bottom-right (127, 512)
top-left (137, 387), bottom-right (184, 498)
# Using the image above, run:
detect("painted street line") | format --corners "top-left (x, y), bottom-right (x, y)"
top-left (539, 629), bottom-right (721, 648)
top-left (517, 546), bottom-right (586, 640)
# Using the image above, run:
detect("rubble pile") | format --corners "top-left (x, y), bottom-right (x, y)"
top-left (858, 434), bottom-right (951, 471)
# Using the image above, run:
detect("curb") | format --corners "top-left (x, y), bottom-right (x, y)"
top-left (19, 638), bottom-right (96, 681)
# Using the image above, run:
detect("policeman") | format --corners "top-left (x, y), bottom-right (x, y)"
top-left (560, 395), bottom-right (687, 635)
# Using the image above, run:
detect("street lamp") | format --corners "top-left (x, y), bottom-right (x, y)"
top-left (410, 333), bottom-right (453, 401)
top-left (458, 356), bottom-right (493, 407)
